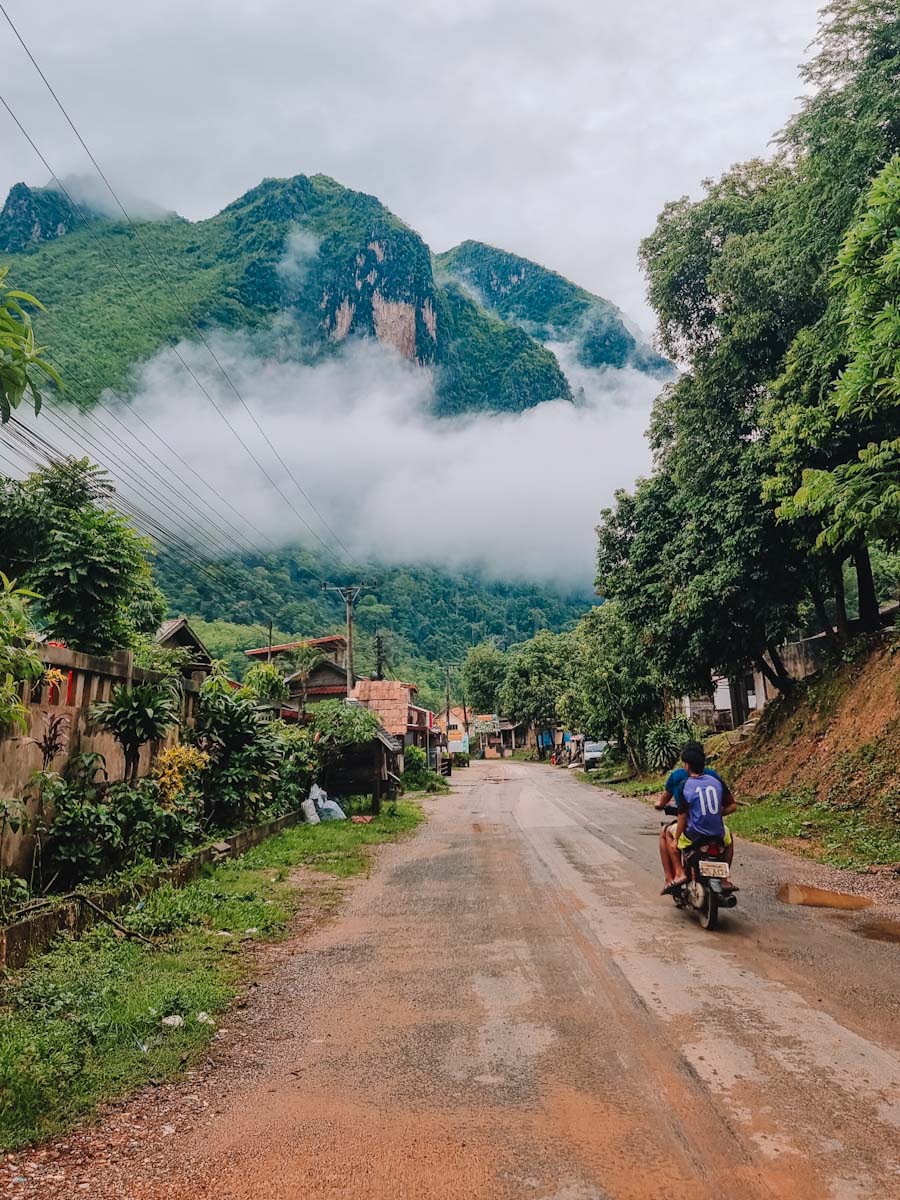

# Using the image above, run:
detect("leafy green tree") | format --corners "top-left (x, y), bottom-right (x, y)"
top-left (461, 642), bottom-right (508, 715)
top-left (241, 661), bottom-right (290, 705)
top-left (0, 265), bottom-right (61, 423)
top-left (499, 631), bottom-right (572, 743)
top-left (283, 644), bottom-right (325, 714)
top-left (0, 459), bottom-right (166, 655)
top-left (0, 572), bottom-right (44, 733)
top-left (781, 157), bottom-right (900, 561)
top-left (558, 603), bottom-right (665, 772)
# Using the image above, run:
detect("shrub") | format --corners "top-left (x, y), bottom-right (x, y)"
top-left (112, 779), bottom-right (202, 863)
top-left (91, 682), bottom-right (180, 781)
top-left (45, 758), bottom-right (121, 883)
top-left (152, 744), bottom-right (209, 806)
top-left (276, 726), bottom-right (317, 813)
top-left (189, 686), bottom-right (283, 827)
top-left (400, 745), bottom-right (448, 793)
top-left (644, 716), bottom-right (701, 773)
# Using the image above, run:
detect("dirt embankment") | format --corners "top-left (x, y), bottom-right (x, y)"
top-left (727, 635), bottom-right (900, 813)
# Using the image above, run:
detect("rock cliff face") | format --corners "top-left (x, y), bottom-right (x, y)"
top-left (436, 240), bottom-right (672, 378)
top-left (0, 183), bottom-right (87, 254)
top-left (0, 173), bottom-right (660, 416)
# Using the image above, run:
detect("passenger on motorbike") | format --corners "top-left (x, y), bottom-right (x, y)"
top-left (654, 743), bottom-right (736, 893)
top-left (669, 745), bottom-right (737, 889)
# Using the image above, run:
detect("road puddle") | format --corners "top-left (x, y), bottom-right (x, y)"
top-left (777, 883), bottom-right (873, 911)
top-left (857, 920), bottom-right (900, 944)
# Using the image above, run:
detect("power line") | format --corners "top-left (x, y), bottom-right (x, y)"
top-left (0, 419), bottom-right (261, 601)
top-left (35, 313), bottom-right (279, 556)
top-left (0, 88), bottom-right (352, 574)
top-left (0, 2), bottom-right (360, 571)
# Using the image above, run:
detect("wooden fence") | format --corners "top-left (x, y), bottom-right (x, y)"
top-left (0, 645), bottom-right (201, 875)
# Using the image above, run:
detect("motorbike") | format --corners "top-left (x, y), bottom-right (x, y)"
top-left (662, 803), bottom-right (737, 930)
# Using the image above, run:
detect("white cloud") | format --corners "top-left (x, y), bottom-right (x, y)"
top-left (37, 333), bottom-right (660, 588)
top-left (0, 0), bottom-right (822, 324)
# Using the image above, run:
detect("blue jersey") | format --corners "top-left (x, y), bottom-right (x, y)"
top-left (675, 772), bottom-right (726, 840)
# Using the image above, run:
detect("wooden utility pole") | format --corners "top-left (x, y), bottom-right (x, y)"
top-left (322, 582), bottom-right (371, 696)
top-left (374, 633), bottom-right (385, 681)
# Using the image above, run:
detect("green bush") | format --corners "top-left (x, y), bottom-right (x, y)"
top-left (644, 716), bottom-right (700, 773)
top-left (43, 755), bottom-right (203, 885)
top-left (91, 681), bottom-right (180, 782)
top-left (400, 745), bottom-right (448, 793)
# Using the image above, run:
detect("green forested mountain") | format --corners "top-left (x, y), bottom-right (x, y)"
top-left (436, 241), bottom-right (672, 379)
top-left (153, 547), bottom-right (593, 709)
top-left (0, 173), bottom-right (664, 417)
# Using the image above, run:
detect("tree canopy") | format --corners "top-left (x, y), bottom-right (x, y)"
top-left (0, 459), bottom-right (166, 656)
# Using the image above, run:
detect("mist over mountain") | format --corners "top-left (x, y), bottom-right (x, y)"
top-left (1, 171), bottom-right (667, 669)
top-left (1, 172), bottom-right (668, 418)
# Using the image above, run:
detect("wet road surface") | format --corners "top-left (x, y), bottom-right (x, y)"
top-left (32, 761), bottom-right (900, 1198)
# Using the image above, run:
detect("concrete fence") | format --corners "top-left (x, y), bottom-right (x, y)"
top-left (0, 645), bottom-right (201, 875)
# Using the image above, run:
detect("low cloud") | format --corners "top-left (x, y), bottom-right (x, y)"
top-left (44, 333), bottom-right (661, 589)
top-left (276, 229), bottom-right (321, 290)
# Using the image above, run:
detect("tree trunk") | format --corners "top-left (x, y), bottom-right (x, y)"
top-left (831, 558), bottom-right (850, 644)
top-left (808, 579), bottom-right (837, 647)
top-left (854, 543), bottom-right (880, 632)
top-left (755, 652), bottom-right (791, 696)
top-left (767, 641), bottom-right (793, 692)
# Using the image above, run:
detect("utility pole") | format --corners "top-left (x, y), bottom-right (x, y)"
top-left (267, 619), bottom-right (273, 664)
top-left (322, 582), bottom-right (371, 696)
top-left (374, 632), bottom-right (385, 681)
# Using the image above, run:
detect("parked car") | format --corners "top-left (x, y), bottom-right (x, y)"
top-left (582, 740), bottom-right (607, 770)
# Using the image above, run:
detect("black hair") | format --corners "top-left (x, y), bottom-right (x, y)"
top-left (682, 743), bottom-right (706, 774)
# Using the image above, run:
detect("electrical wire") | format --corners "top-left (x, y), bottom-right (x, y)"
top-left (0, 88), bottom-right (353, 574)
top-left (0, 0), bottom-right (360, 572)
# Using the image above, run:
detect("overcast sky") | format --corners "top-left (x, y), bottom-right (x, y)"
top-left (2, 0), bottom-right (822, 327)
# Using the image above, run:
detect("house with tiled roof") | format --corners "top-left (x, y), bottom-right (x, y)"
top-left (350, 678), bottom-right (435, 757)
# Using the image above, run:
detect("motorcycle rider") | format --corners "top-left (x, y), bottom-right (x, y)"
top-left (655, 742), bottom-right (736, 892)
top-left (670, 744), bottom-right (737, 889)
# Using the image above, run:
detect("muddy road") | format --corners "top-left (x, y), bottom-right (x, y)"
top-left (20, 761), bottom-right (900, 1199)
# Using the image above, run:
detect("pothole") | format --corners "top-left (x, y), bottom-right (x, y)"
top-left (857, 920), bottom-right (900, 944)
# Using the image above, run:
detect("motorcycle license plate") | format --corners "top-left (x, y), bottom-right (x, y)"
top-left (699, 861), bottom-right (730, 879)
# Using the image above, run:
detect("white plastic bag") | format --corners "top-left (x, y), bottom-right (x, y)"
top-left (300, 797), bottom-right (320, 824)
top-left (318, 798), bottom-right (347, 821)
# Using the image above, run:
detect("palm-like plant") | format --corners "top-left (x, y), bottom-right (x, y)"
top-left (91, 681), bottom-right (180, 781)
top-left (0, 266), bottom-right (62, 423)
top-left (284, 645), bottom-right (325, 715)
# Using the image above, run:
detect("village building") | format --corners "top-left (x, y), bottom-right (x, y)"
top-left (350, 678), bottom-right (437, 762)
top-left (243, 635), bottom-right (350, 711)
top-left (155, 617), bottom-right (214, 682)
top-left (434, 705), bottom-right (470, 754)
top-left (472, 714), bottom-right (527, 758)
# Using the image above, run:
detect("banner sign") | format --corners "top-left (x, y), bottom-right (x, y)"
top-left (473, 714), bottom-right (500, 734)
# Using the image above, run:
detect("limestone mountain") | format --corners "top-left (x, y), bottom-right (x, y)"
top-left (435, 240), bottom-right (671, 379)
top-left (0, 173), bottom-right (664, 416)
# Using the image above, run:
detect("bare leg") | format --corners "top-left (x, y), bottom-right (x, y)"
top-left (658, 827), bottom-right (674, 891)
top-left (664, 828), bottom-right (686, 887)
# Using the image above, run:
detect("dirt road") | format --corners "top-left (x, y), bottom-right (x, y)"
top-left (17, 761), bottom-right (900, 1199)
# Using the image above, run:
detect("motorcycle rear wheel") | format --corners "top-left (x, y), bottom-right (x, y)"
top-left (699, 888), bottom-right (719, 930)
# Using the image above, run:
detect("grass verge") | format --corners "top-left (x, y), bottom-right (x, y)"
top-left (577, 771), bottom-right (666, 797)
top-left (728, 789), bottom-right (900, 870)
top-left (0, 801), bottom-right (423, 1151)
